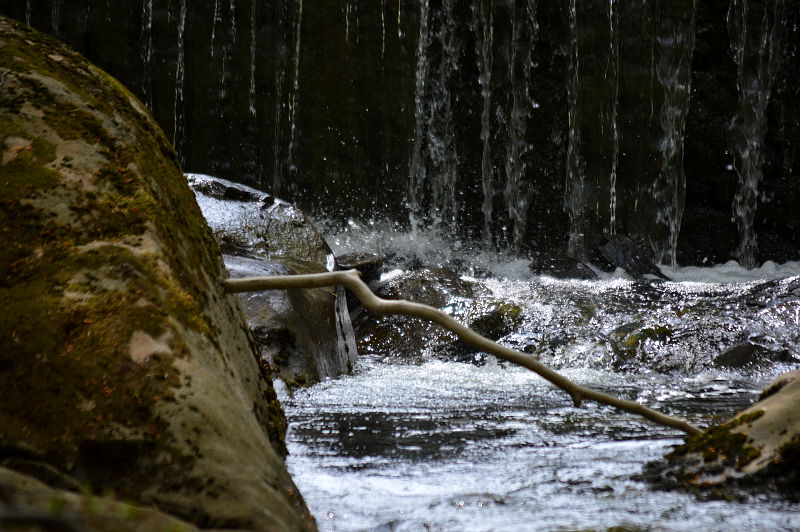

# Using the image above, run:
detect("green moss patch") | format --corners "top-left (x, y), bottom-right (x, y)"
top-left (669, 410), bottom-right (764, 470)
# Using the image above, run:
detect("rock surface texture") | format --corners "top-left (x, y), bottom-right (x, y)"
top-left (653, 370), bottom-right (800, 500)
top-left (355, 268), bottom-right (523, 364)
top-left (0, 17), bottom-right (314, 530)
top-left (188, 174), bottom-right (357, 387)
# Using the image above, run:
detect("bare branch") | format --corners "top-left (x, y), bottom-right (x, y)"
top-left (224, 270), bottom-right (703, 436)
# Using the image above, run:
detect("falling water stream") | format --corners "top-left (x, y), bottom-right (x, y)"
top-left (729, 0), bottom-right (787, 269)
top-left (565, 0), bottom-right (587, 260)
top-left (140, 0), bottom-right (154, 109)
top-left (172, 0), bottom-right (187, 156)
top-left (502, 0), bottom-right (537, 251)
top-left (653, 0), bottom-right (698, 268)
top-left (472, 0), bottom-right (493, 243)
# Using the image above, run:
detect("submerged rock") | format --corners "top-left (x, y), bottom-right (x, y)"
top-left (650, 370), bottom-right (800, 501)
top-left (189, 173), bottom-right (355, 386)
top-left (356, 268), bottom-right (523, 364)
top-left (0, 17), bottom-right (313, 530)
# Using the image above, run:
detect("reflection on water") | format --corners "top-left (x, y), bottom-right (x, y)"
top-left (285, 359), bottom-right (798, 531)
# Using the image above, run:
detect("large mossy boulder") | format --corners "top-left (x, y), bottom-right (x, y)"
top-left (651, 370), bottom-right (800, 500)
top-left (0, 17), bottom-right (314, 530)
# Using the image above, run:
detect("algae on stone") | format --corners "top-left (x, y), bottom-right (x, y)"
top-left (654, 370), bottom-right (800, 500)
top-left (0, 16), bottom-right (314, 530)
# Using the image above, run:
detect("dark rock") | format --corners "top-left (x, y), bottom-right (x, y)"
top-left (356, 268), bottom-right (523, 364)
top-left (0, 17), bottom-right (313, 530)
top-left (189, 173), bottom-right (355, 387)
top-left (225, 254), bottom-right (356, 388)
top-left (336, 251), bottom-right (384, 284)
top-left (188, 173), bottom-right (335, 268)
top-left (597, 234), bottom-right (670, 280)
top-left (713, 343), bottom-right (796, 370)
top-left (0, 466), bottom-right (202, 532)
top-left (529, 251), bottom-right (598, 280)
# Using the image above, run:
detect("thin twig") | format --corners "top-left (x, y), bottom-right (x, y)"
top-left (224, 270), bottom-right (703, 436)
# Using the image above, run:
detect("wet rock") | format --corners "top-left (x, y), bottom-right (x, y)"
top-left (649, 370), bottom-right (800, 501)
top-left (597, 234), bottom-right (670, 280)
top-left (0, 18), bottom-right (313, 530)
top-left (0, 466), bottom-right (200, 531)
top-left (336, 251), bottom-right (384, 284)
top-left (188, 173), bottom-right (335, 269)
top-left (356, 268), bottom-right (523, 364)
top-left (335, 251), bottom-right (384, 313)
top-left (529, 251), bottom-right (598, 280)
top-left (225, 254), bottom-right (356, 388)
top-left (713, 343), bottom-right (796, 370)
top-left (189, 173), bottom-right (355, 387)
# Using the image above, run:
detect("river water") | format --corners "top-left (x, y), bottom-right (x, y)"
top-left (283, 226), bottom-right (800, 531)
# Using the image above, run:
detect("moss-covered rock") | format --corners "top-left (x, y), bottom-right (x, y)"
top-left (651, 370), bottom-right (800, 500)
top-left (0, 466), bottom-right (200, 532)
top-left (0, 17), bottom-right (314, 530)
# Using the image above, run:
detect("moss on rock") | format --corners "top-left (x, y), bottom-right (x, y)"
top-left (652, 371), bottom-right (800, 500)
top-left (1, 16), bottom-right (313, 530)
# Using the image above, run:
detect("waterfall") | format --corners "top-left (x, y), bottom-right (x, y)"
top-left (653, 0), bottom-right (698, 268)
top-left (211, 0), bottom-right (220, 58)
top-left (407, 0), bottom-right (460, 232)
top-left (565, 0), bottom-right (587, 260)
top-left (249, 0), bottom-right (257, 117)
top-left (381, 0), bottom-right (386, 58)
top-left (397, 0), bottom-right (402, 39)
top-left (608, 0), bottom-right (620, 237)
top-left (407, 0), bottom-right (431, 231)
top-left (140, 0), bottom-right (154, 109)
top-left (503, 0), bottom-right (538, 251)
top-left (286, 0), bottom-right (303, 187)
top-left (51, 0), bottom-right (60, 37)
top-left (173, 0), bottom-right (187, 157)
top-left (26, 0), bottom-right (32, 26)
top-left (729, 0), bottom-right (787, 269)
top-left (472, 0), bottom-right (494, 243)
top-left (345, 2), bottom-right (352, 43)
top-left (272, 4), bottom-right (289, 194)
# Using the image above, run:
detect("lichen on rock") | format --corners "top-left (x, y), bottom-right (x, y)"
top-left (0, 16), bottom-right (314, 530)
top-left (650, 370), bottom-right (800, 500)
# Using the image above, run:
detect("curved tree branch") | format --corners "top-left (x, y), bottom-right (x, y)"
top-left (224, 270), bottom-right (703, 436)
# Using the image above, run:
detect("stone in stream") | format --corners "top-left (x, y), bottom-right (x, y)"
top-left (0, 17), bottom-right (314, 530)
top-left (529, 250), bottom-right (598, 280)
top-left (597, 234), bottom-right (671, 280)
top-left (355, 267), bottom-right (523, 364)
top-left (649, 370), bottom-right (800, 501)
top-left (188, 173), bottom-right (356, 387)
top-left (713, 342), bottom-right (797, 370)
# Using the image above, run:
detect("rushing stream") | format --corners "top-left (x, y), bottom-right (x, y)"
top-left (284, 227), bottom-right (800, 531)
